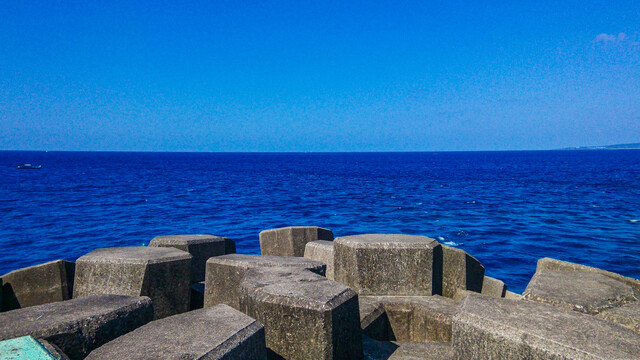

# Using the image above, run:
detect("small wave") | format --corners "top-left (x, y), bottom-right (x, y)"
top-left (436, 236), bottom-right (445, 242)
top-left (629, 219), bottom-right (639, 223)
top-left (444, 241), bottom-right (461, 246)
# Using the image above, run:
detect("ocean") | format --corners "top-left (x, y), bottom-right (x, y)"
top-left (1, 150), bottom-right (639, 294)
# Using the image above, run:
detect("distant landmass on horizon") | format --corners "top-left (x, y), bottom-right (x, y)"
top-left (560, 142), bottom-right (640, 150)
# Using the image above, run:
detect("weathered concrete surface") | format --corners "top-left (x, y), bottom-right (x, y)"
top-left (74, 246), bottom-right (192, 319)
top-left (597, 301), bottom-right (640, 334)
top-left (453, 293), bottom-right (640, 360)
top-left (359, 296), bottom-right (458, 342)
top-left (1, 260), bottom-right (75, 311)
top-left (204, 254), bottom-right (325, 309)
top-left (334, 234), bottom-right (442, 296)
top-left (363, 336), bottom-right (454, 360)
top-left (149, 234), bottom-right (234, 282)
top-left (259, 226), bottom-right (334, 257)
top-left (86, 304), bottom-right (267, 360)
top-left (441, 245), bottom-right (484, 299)
top-left (0, 294), bottom-right (153, 360)
top-left (523, 270), bottom-right (636, 314)
top-left (190, 281), bottom-right (205, 310)
top-left (504, 290), bottom-right (522, 299)
top-left (536, 257), bottom-right (640, 296)
top-left (304, 240), bottom-right (335, 279)
top-left (239, 267), bottom-right (363, 360)
top-left (480, 275), bottom-right (506, 298)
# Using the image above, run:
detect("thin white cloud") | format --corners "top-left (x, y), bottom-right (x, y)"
top-left (593, 32), bottom-right (638, 45)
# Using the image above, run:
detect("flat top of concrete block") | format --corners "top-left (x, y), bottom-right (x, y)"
top-left (78, 246), bottom-right (192, 264)
top-left (376, 295), bottom-right (458, 315)
top-left (150, 234), bottom-right (228, 245)
top-left (207, 254), bottom-right (325, 270)
top-left (0, 295), bottom-right (151, 340)
top-left (537, 258), bottom-right (640, 293)
top-left (306, 240), bottom-right (334, 247)
top-left (0, 259), bottom-right (72, 278)
top-left (0, 336), bottom-right (59, 360)
top-left (240, 267), bottom-right (356, 309)
top-left (260, 226), bottom-right (331, 233)
top-left (335, 234), bottom-right (438, 248)
top-left (86, 304), bottom-right (263, 360)
top-left (457, 294), bottom-right (640, 359)
top-left (523, 270), bottom-right (635, 313)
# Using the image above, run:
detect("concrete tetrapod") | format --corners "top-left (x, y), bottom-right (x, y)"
top-left (334, 234), bottom-right (442, 296)
top-left (259, 226), bottom-right (334, 257)
top-left (359, 295), bottom-right (458, 342)
top-left (86, 304), bottom-right (267, 360)
top-left (441, 245), bottom-right (484, 299)
top-left (74, 246), bottom-right (192, 319)
top-left (238, 267), bottom-right (363, 360)
top-left (149, 234), bottom-right (235, 283)
top-left (304, 240), bottom-right (335, 280)
top-left (453, 293), bottom-right (640, 359)
top-left (1, 260), bottom-right (75, 311)
top-left (0, 294), bottom-right (153, 360)
top-left (204, 254), bottom-right (325, 310)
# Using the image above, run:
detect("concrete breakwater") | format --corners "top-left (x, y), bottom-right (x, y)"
top-left (0, 226), bottom-right (639, 359)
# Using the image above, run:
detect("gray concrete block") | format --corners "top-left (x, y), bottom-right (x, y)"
top-left (239, 267), bottom-right (363, 360)
top-left (536, 257), bottom-right (640, 296)
top-left (259, 226), bottom-right (334, 257)
top-left (523, 270), bottom-right (636, 315)
top-left (596, 300), bottom-right (640, 334)
top-left (86, 304), bottom-right (267, 360)
top-left (74, 246), bottom-right (192, 319)
top-left (441, 245), bottom-right (484, 299)
top-left (359, 296), bottom-right (388, 340)
top-left (453, 293), bottom-right (640, 359)
top-left (0, 294), bottom-right (153, 360)
top-left (480, 275), bottom-right (506, 298)
top-left (204, 254), bottom-right (325, 310)
top-left (39, 339), bottom-right (72, 360)
top-left (363, 336), bottom-right (454, 360)
top-left (149, 234), bottom-right (234, 282)
top-left (359, 296), bottom-right (458, 342)
top-left (1, 260), bottom-right (75, 311)
top-left (304, 240), bottom-right (335, 279)
top-left (334, 234), bottom-right (442, 296)
top-left (504, 290), bottom-right (523, 300)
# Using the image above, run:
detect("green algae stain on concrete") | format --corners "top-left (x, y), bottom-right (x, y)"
top-left (0, 336), bottom-right (57, 360)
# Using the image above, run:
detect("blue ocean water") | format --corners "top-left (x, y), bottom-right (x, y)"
top-left (1, 150), bottom-right (639, 294)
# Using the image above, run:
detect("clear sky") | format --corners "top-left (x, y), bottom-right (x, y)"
top-left (1, 1), bottom-right (639, 152)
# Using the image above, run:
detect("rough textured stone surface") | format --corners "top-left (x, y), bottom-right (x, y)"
top-left (1, 260), bottom-right (75, 311)
top-left (304, 240), bottom-right (335, 280)
top-left (149, 234), bottom-right (234, 282)
top-left (74, 246), bottom-right (192, 319)
top-left (334, 234), bottom-right (442, 296)
top-left (239, 267), bottom-right (363, 360)
top-left (204, 254), bottom-right (325, 309)
top-left (259, 226), bottom-right (334, 257)
top-left (86, 304), bottom-right (267, 360)
top-left (523, 270), bottom-right (636, 314)
top-left (359, 296), bottom-right (457, 342)
top-left (0, 294), bottom-right (153, 360)
top-left (190, 281), bottom-right (205, 310)
top-left (441, 245), bottom-right (484, 299)
top-left (363, 336), bottom-right (454, 360)
top-left (504, 290), bottom-right (523, 300)
top-left (359, 296), bottom-right (388, 340)
top-left (596, 301), bottom-right (640, 334)
top-left (480, 275), bottom-right (506, 298)
top-left (536, 257), bottom-right (640, 296)
top-left (453, 294), bottom-right (640, 359)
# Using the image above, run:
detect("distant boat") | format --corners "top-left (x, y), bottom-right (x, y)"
top-left (17, 164), bottom-right (42, 169)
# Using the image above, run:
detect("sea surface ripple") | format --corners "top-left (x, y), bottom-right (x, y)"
top-left (1, 150), bottom-right (639, 293)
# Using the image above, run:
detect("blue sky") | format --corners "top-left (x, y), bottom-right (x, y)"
top-left (1, 1), bottom-right (639, 151)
